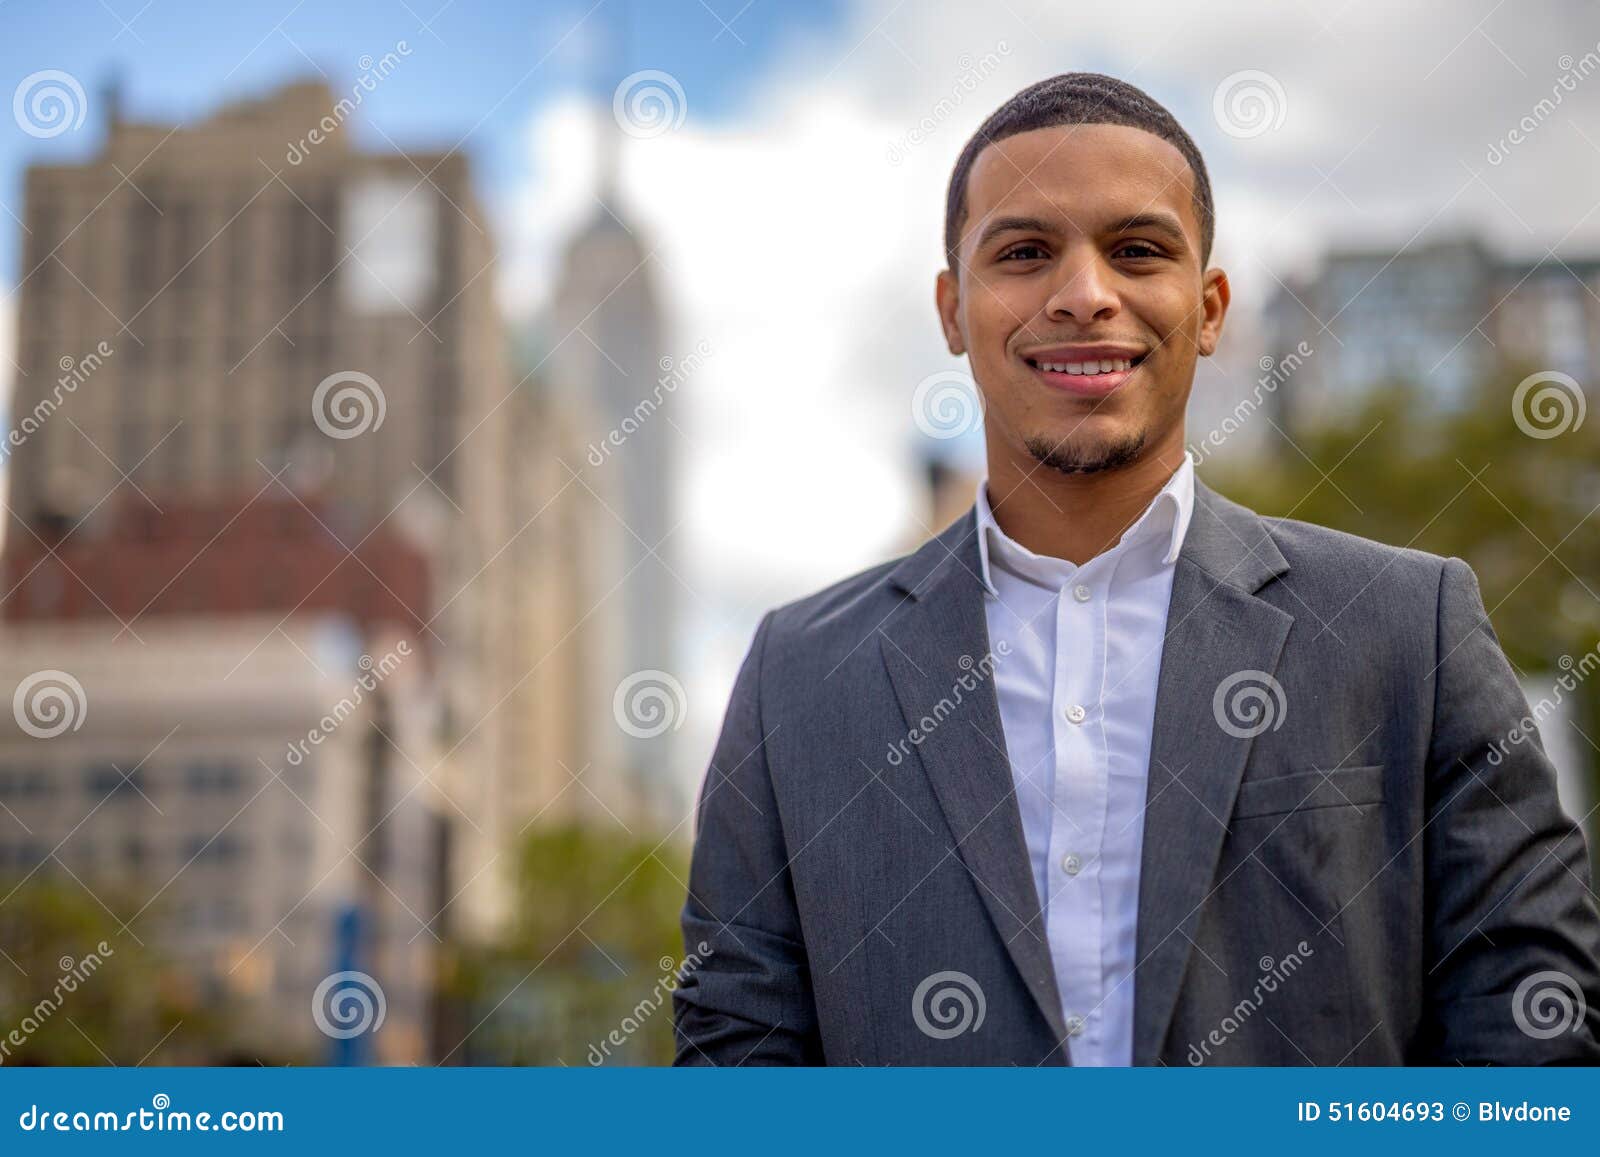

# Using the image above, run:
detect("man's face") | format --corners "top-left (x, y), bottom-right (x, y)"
top-left (936, 122), bottom-right (1229, 476)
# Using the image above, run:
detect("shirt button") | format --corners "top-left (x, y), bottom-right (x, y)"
top-left (1061, 852), bottom-right (1082, 876)
top-left (1065, 1014), bottom-right (1085, 1036)
top-left (1072, 584), bottom-right (1091, 602)
top-left (1064, 704), bottom-right (1086, 724)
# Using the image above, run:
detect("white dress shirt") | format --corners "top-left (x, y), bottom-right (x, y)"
top-left (974, 454), bottom-right (1195, 1066)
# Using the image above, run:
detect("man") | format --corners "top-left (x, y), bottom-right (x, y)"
top-left (671, 72), bottom-right (1600, 1065)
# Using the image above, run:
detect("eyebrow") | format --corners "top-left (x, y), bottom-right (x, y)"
top-left (973, 210), bottom-right (1190, 254)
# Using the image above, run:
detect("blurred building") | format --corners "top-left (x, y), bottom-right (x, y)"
top-left (1265, 236), bottom-right (1600, 437)
top-left (548, 125), bottom-right (681, 823)
top-left (0, 80), bottom-right (601, 1057)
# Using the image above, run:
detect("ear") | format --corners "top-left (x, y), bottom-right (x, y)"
top-left (1196, 266), bottom-right (1231, 358)
top-left (935, 267), bottom-right (965, 356)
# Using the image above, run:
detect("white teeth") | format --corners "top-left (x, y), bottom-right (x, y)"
top-left (1035, 358), bottom-right (1133, 375)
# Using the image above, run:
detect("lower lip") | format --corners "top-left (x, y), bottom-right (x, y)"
top-left (1026, 360), bottom-right (1140, 397)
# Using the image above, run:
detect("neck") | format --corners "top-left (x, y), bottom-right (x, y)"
top-left (984, 429), bottom-right (1188, 567)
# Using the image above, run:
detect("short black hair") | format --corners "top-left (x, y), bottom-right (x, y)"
top-left (944, 72), bottom-right (1214, 272)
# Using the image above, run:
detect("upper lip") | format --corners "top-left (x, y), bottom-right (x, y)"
top-left (1021, 343), bottom-right (1147, 364)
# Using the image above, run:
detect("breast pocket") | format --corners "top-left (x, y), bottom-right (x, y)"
top-left (1231, 763), bottom-right (1385, 820)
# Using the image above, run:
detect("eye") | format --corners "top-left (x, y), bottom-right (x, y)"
top-left (1115, 241), bottom-right (1165, 261)
top-left (998, 242), bottom-right (1049, 262)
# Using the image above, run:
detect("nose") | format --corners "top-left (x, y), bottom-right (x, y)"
top-left (1044, 251), bottom-right (1119, 324)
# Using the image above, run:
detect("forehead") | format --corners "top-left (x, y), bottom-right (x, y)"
top-left (963, 122), bottom-right (1199, 244)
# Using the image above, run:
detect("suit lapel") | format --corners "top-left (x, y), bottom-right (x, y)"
top-left (880, 510), bottom-right (1070, 1047)
top-left (878, 479), bottom-right (1293, 1064)
top-left (1132, 480), bottom-right (1293, 1064)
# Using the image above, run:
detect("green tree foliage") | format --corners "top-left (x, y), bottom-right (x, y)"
top-left (0, 878), bottom-right (209, 1065)
top-left (441, 824), bottom-right (690, 1065)
top-left (1211, 360), bottom-right (1600, 833)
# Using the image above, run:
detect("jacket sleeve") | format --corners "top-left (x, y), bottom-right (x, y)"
top-left (671, 610), bottom-right (823, 1064)
top-left (1415, 555), bottom-right (1600, 1063)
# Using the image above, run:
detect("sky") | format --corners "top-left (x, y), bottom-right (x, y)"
top-left (4, 0), bottom-right (1600, 784)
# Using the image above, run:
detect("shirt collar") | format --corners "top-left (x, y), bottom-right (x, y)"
top-left (974, 453), bottom-right (1196, 597)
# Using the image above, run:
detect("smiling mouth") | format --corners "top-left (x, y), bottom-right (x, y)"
top-left (1022, 352), bottom-right (1147, 396)
top-left (1023, 353), bottom-right (1146, 376)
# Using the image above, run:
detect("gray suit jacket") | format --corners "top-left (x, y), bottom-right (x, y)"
top-left (672, 479), bottom-right (1600, 1065)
